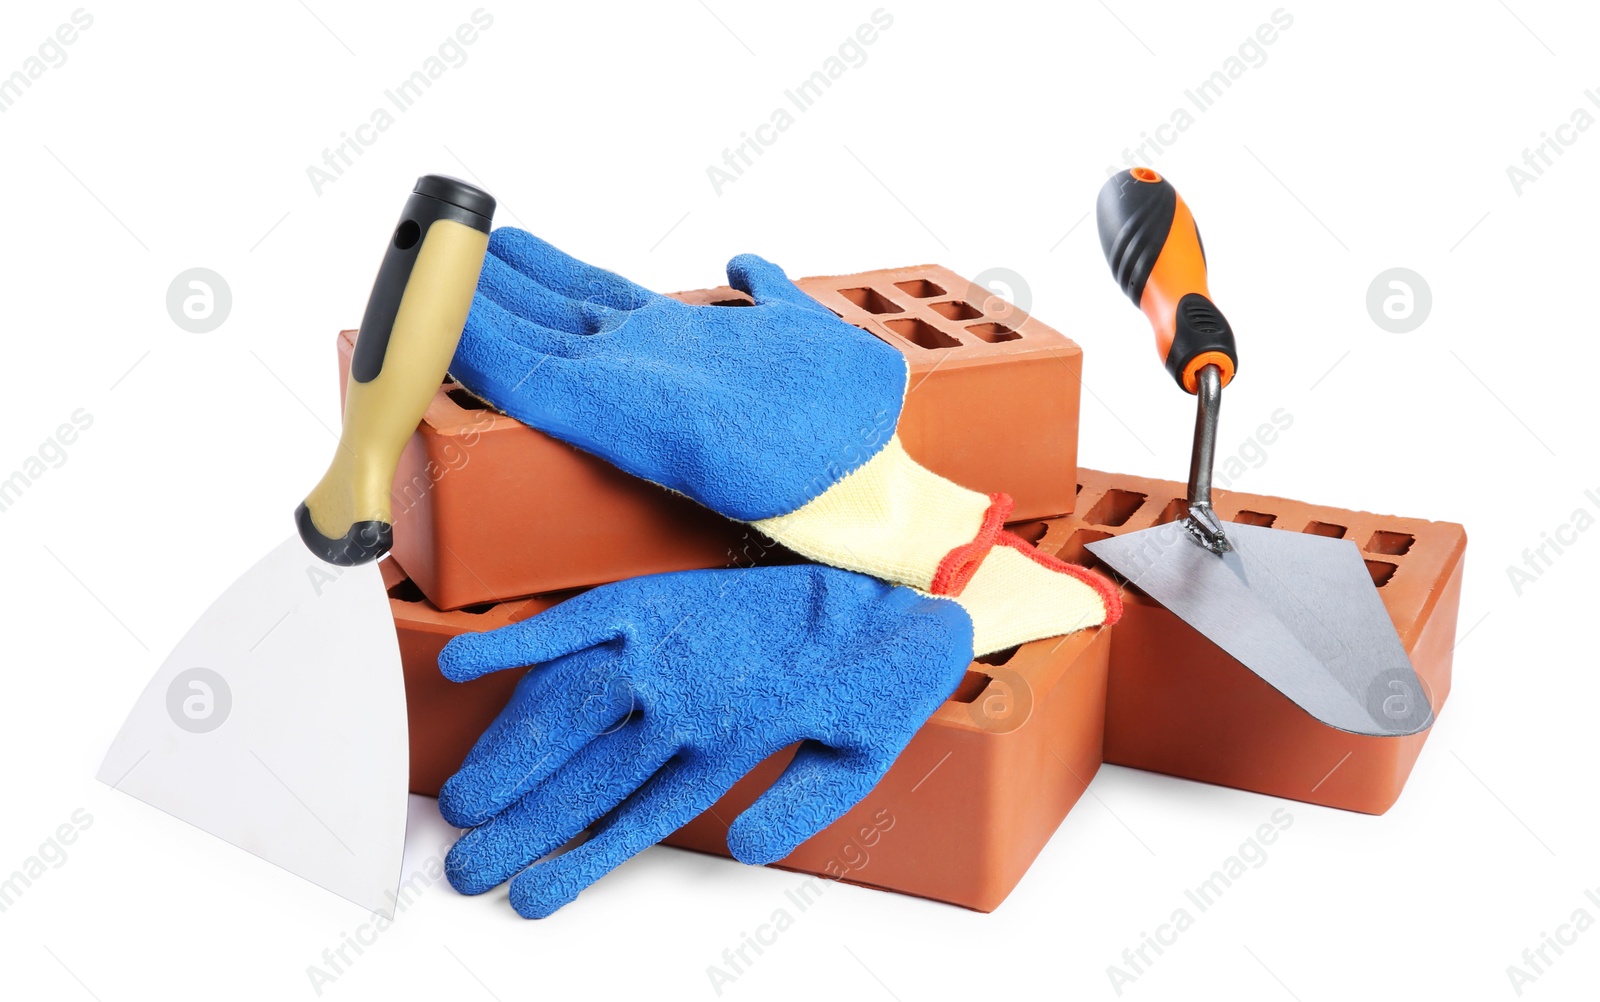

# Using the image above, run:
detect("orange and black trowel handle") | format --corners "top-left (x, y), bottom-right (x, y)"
top-left (295, 175), bottom-right (495, 566)
top-left (1096, 168), bottom-right (1237, 394)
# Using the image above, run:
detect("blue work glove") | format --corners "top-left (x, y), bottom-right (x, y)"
top-left (436, 564), bottom-right (975, 918)
top-left (437, 533), bottom-right (1120, 918)
top-left (451, 229), bottom-right (1011, 595)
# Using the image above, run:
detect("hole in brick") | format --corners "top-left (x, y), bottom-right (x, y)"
top-left (894, 278), bottom-right (945, 298)
top-left (1231, 510), bottom-right (1277, 527)
top-left (1304, 521), bottom-right (1347, 539)
top-left (447, 387), bottom-right (491, 411)
top-left (1059, 528), bottom-right (1112, 565)
top-left (1366, 560), bottom-right (1398, 587)
top-left (459, 601), bottom-right (499, 615)
top-left (965, 322), bottom-right (1022, 343)
top-left (975, 646), bottom-right (1019, 666)
top-left (386, 578), bottom-right (426, 603)
top-left (710, 298), bottom-right (754, 307)
top-left (839, 287), bottom-right (904, 314)
top-left (882, 317), bottom-right (960, 350)
top-left (948, 669), bottom-right (992, 703)
top-left (1367, 530), bottom-right (1415, 556)
top-left (1155, 498), bottom-right (1189, 525)
top-left (928, 300), bottom-right (983, 321)
top-left (1084, 489), bottom-right (1147, 527)
top-left (1008, 521), bottom-right (1049, 545)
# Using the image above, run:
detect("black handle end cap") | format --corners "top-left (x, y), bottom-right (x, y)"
top-left (413, 174), bottom-right (496, 226)
top-left (295, 502), bottom-right (391, 567)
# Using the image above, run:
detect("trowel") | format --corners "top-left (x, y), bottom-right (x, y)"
top-left (97, 175), bottom-right (495, 915)
top-left (1087, 168), bottom-right (1432, 737)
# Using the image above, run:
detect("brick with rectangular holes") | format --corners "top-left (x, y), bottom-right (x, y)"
top-left (338, 264), bottom-right (1082, 610)
top-left (795, 265), bottom-right (1080, 524)
top-left (383, 558), bottom-right (1111, 912)
top-left (1037, 469), bottom-right (1467, 815)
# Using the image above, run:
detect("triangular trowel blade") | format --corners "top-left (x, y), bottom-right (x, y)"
top-left (97, 536), bottom-right (410, 916)
top-left (1088, 521), bottom-right (1433, 736)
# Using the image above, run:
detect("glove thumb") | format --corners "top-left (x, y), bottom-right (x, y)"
top-left (726, 743), bottom-right (889, 865)
top-left (726, 254), bottom-right (831, 315)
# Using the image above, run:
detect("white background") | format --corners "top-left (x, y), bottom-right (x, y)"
top-left (1, 1), bottom-right (1595, 999)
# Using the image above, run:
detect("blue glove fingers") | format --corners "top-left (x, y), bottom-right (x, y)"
top-left (438, 589), bottom-right (626, 682)
top-left (476, 251), bottom-right (600, 336)
top-left (725, 742), bottom-right (892, 865)
top-left (461, 291), bottom-right (575, 361)
top-left (454, 296), bottom-right (589, 430)
top-left (725, 253), bottom-right (834, 316)
top-left (507, 752), bottom-right (762, 918)
top-left (443, 723), bottom-right (675, 895)
top-left (438, 648), bottom-right (636, 827)
top-left (488, 228), bottom-right (653, 312)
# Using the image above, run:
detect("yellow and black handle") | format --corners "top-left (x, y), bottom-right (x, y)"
top-left (1096, 168), bottom-right (1237, 393)
top-left (296, 175), bottom-right (494, 566)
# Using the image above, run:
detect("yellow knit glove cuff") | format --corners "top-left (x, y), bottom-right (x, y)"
top-left (945, 532), bottom-right (1124, 656)
top-left (752, 435), bottom-right (1008, 593)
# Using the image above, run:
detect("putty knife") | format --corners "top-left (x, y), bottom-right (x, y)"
top-left (1086, 168), bottom-right (1432, 737)
top-left (97, 175), bottom-right (495, 915)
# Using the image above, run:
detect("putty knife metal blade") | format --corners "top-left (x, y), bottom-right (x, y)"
top-left (1088, 521), bottom-right (1433, 736)
top-left (96, 537), bottom-right (409, 916)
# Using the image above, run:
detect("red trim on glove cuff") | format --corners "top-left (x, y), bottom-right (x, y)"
top-left (928, 493), bottom-right (1012, 596)
top-left (994, 529), bottom-right (1125, 626)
